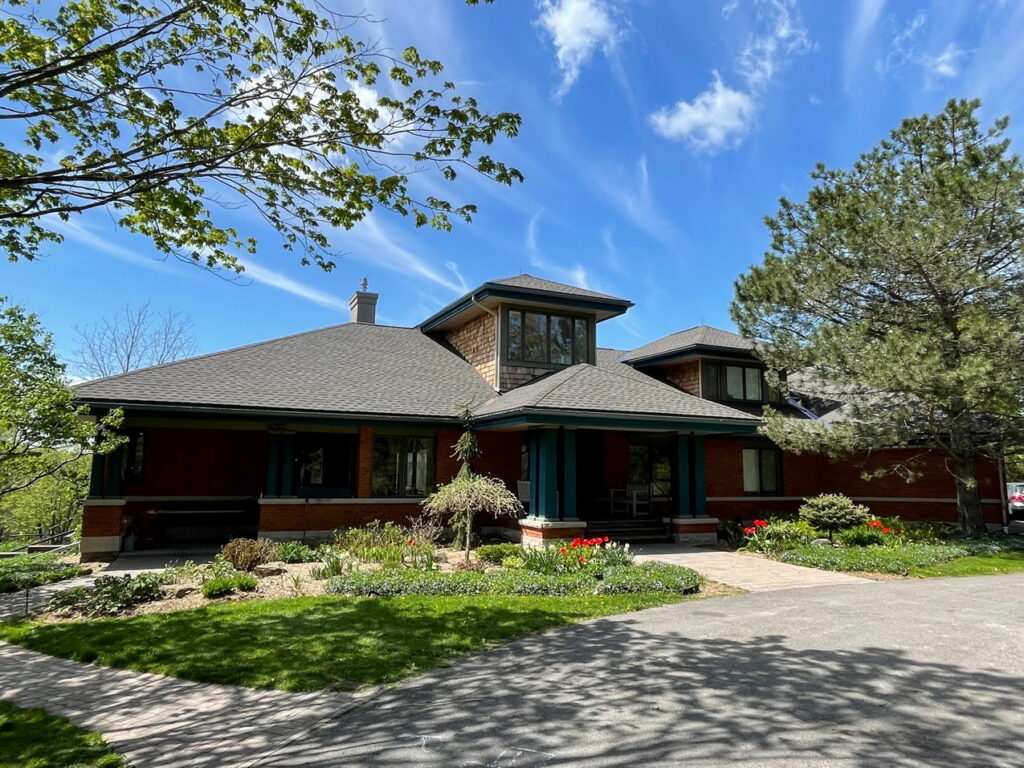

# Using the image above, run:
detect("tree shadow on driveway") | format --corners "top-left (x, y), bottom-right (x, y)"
top-left (266, 619), bottom-right (1024, 767)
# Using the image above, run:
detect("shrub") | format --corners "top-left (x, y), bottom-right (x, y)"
top-left (779, 543), bottom-right (968, 574)
top-left (275, 541), bottom-right (318, 563)
top-left (594, 563), bottom-right (703, 595)
top-left (501, 555), bottom-right (526, 569)
top-left (220, 538), bottom-right (279, 571)
top-left (46, 572), bottom-right (167, 617)
top-left (200, 572), bottom-right (258, 599)
top-left (0, 554), bottom-right (89, 593)
top-left (325, 563), bottom-right (700, 597)
top-left (901, 521), bottom-right (960, 542)
top-left (476, 543), bottom-right (522, 565)
top-left (798, 494), bottom-right (870, 540)
top-left (164, 556), bottom-right (240, 585)
top-left (452, 559), bottom-right (485, 572)
top-left (741, 519), bottom-right (819, 554)
top-left (333, 521), bottom-right (434, 569)
top-left (837, 520), bottom-right (899, 547)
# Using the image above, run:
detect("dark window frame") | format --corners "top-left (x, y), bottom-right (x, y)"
top-left (371, 435), bottom-right (437, 498)
top-left (503, 306), bottom-right (594, 369)
top-left (294, 432), bottom-right (357, 498)
top-left (627, 436), bottom-right (673, 497)
top-left (704, 361), bottom-right (781, 404)
top-left (741, 446), bottom-right (782, 496)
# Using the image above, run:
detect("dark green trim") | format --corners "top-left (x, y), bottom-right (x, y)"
top-left (537, 429), bottom-right (559, 519)
top-left (419, 285), bottom-right (632, 332)
top-left (626, 344), bottom-right (758, 367)
top-left (563, 429), bottom-right (577, 520)
top-left (673, 434), bottom-right (691, 518)
top-left (107, 446), bottom-right (123, 497)
top-left (500, 304), bottom-right (595, 369)
top-left (476, 409), bottom-right (760, 433)
top-left (265, 434), bottom-right (281, 497)
top-left (692, 435), bottom-right (707, 517)
top-left (81, 402), bottom-right (460, 428)
top-left (89, 453), bottom-right (106, 497)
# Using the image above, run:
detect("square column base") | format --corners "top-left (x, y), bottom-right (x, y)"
top-left (519, 517), bottom-right (586, 548)
top-left (664, 517), bottom-right (719, 546)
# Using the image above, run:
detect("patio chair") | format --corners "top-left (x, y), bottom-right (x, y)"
top-left (610, 483), bottom-right (653, 518)
top-left (517, 480), bottom-right (530, 506)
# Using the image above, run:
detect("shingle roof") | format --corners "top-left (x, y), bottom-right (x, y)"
top-left (620, 325), bottom-right (754, 363)
top-left (74, 323), bottom-right (497, 419)
top-left (475, 362), bottom-right (758, 422)
top-left (488, 274), bottom-right (628, 303)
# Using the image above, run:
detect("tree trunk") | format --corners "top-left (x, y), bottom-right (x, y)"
top-left (951, 455), bottom-right (986, 535)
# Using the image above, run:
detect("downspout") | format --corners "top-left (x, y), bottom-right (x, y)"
top-left (470, 292), bottom-right (501, 392)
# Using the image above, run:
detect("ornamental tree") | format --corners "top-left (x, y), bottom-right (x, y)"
top-left (422, 407), bottom-right (522, 560)
top-left (0, 0), bottom-right (521, 272)
top-left (732, 99), bottom-right (1024, 534)
top-left (0, 298), bottom-right (123, 499)
top-left (798, 494), bottom-right (870, 542)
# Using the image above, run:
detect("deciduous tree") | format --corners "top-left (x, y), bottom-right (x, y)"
top-left (732, 99), bottom-right (1024, 534)
top-left (0, 0), bottom-right (521, 272)
top-left (71, 301), bottom-right (196, 378)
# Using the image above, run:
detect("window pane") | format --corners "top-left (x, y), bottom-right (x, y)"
top-left (573, 318), bottom-right (587, 362)
top-left (406, 438), bottom-right (435, 496)
top-left (524, 312), bottom-right (548, 362)
top-left (742, 449), bottom-right (760, 493)
top-left (629, 445), bottom-right (650, 486)
top-left (726, 366), bottom-right (744, 399)
top-left (507, 311), bottom-right (522, 361)
top-left (372, 437), bottom-right (400, 496)
top-left (745, 368), bottom-right (762, 401)
top-left (759, 450), bottom-right (778, 493)
top-left (551, 315), bottom-right (572, 364)
top-left (706, 363), bottom-right (720, 399)
top-left (651, 446), bottom-right (672, 497)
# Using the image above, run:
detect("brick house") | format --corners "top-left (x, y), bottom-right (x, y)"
top-left (75, 275), bottom-right (1004, 559)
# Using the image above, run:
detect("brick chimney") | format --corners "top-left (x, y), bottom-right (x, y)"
top-left (349, 278), bottom-right (378, 324)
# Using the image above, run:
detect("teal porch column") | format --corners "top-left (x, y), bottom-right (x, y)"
top-left (673, 433), bottom-right (691, 518)
top-left (280, 433), bottom-right (295, 497)
top-left (535, 429), bottom-right (559, 518)
top-left (563, 429), bottom-right (577, 519)
top-left (106, 445), bottom-right (122, 497)
top-left (693, 435), bottom-right (707, 517)
top-left (264, 433), bottom-right (281, 497)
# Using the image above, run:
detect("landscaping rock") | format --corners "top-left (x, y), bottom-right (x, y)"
top-left (811, 539), bottom-right (833, 547)
top-left (173, 587), bottom-right (195, 599)
top-left (254, 563), bottom-right (286, 577)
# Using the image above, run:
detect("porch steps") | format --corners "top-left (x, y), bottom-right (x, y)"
top-left (585, 519), bottom-right (669, 544)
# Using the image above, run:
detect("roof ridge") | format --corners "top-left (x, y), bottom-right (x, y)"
top-left (73, 322), bottom-right (415, 389)
top-left (530, 364), bottom-right (591, 408)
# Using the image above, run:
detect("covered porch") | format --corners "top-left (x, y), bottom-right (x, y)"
top-left (478, 413), bottom-right (759, 546)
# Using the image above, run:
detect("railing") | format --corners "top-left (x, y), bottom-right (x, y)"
top-left (0, 530), bottom-right (78, 558)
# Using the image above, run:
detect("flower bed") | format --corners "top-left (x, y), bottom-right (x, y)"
top-left (778, 543), bottom-right (970, 575)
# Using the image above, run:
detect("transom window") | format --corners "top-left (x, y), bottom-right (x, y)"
top-left (372, 436), bottom-right (436, 497)
top-left (507, 309), bottom-right (589, 365)
top-left (742, 447), bottom-right (781, 495)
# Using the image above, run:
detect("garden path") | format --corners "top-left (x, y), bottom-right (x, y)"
top-left (633, 545), bottom-right (872, 591)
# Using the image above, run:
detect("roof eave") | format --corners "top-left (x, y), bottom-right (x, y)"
top-left (475, 406), bottom-right (761, 432)
top-left (419, 284), bottom-right (633, 333)
top-left (625, 344), bottom-right (759, 367)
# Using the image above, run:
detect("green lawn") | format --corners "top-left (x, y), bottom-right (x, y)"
top-left (910, 550), bottom-right (1024, 578)
top-left (0, 593), bottom-right (684, 691)
top-left (0, 700), bottom-right (126, 768)
top-left (0, 555), bottom-right (90, 594)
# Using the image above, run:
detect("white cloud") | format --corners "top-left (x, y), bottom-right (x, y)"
top-left (536, 0), bottom-right (622, 99)
top-left (649, 73), bottom-right (757, 152)
top-left (236, 261), bottom-right (348, 313)
top-left (525, 209), bottom-right (595, 289)
top-left (927, 42), bottom-right (966, 79)
top-left (649, 0), bottom-right (810, 154)
top-left (878, 12), bottom-right (967, 86)
top-left (586, 155), bottom-right (679, 247)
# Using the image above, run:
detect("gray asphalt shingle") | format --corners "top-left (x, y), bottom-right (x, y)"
top-left (620, 325), bottom-right (754, 363)
top-left (74, 323), bottom-right (497, 419)
top-left (488, 274), bottom-right (629, 303)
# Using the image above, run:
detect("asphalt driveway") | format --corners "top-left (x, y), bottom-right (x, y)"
top-left (260, 574), bottom-right (1024, 768)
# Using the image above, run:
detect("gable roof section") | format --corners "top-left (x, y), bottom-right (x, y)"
top-left (74, 323), bottom-right (497, 420)
top-left (475, 362), bottom-right (759, 424)
top-left (619, 325), bottom-right (755, 365)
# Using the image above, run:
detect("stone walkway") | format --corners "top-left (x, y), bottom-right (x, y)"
top-left (0, 642), bottom-right (357, 768)
top-left (634, 545), bottom-right (872, 591)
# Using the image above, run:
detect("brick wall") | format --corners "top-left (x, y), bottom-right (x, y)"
top-left (705, 438), bottom-right (1003, 523)
top-left (659, 359), bottom-right (701, 396)
top-left (81, 505), bottom-right (124, 537)
top-left (445, 312), bottom-right (497, 388)
top-left (357, 427), bottom-right (374, 497)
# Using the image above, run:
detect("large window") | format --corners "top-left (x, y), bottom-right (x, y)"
top-left (372, 436), bottom-right (436, 497)
top-left (706, 362), bottom-right (778, 402)
top-left (121, 429), bottom-right (145, 482)
top-left (295, 433), bottom-right (356, 496)
top-left (742, 447), bottom-right (780, 495)
top-left (507, 309), bottom-right (589, 365)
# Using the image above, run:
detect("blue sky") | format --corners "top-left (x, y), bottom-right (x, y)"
top-left (4, 0), bottom-right (1023, 373)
